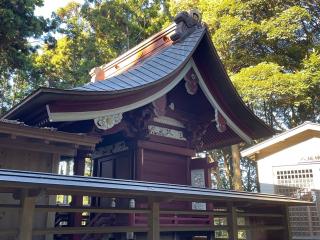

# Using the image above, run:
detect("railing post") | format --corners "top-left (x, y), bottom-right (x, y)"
top-left (71, 150), bottom-right (87, 240)
top-left (227, 203), bottom-right (238, 240)
top-left (148, 199), bottom-right (160, 240)
top-left (127, 198), bottom-right (135, 240)
top-left (18, 190), bottom-right (37, 240)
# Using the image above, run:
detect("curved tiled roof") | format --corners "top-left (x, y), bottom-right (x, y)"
top-left (2, 12), bottom-right (274, 147)
top-left (74, 27), bottom-right (205, 92)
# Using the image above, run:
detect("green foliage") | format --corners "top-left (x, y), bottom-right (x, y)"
top-left (0, 0), bottom-right (47, 69)
top-left (32, 0), bottom-right (170, 89)
top-left (231, 62), bottom-right (311, 127)
top-left (168, 0), bottom-right (320, 190)
top-left (209, 146), bottom-right (258, 192)
top-left (0, 0), bottom-right (54, 114)
top-left (169, 0), bottom-right (320, 128)
top-left (33, 2), bottom-right (104, 88)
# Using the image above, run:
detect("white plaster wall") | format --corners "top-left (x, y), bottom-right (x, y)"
top-left (257, 137), bottom-right (320, 194)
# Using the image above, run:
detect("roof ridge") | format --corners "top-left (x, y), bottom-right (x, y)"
top-left (90, 23), bottom-right (177, 80)
top-left (90, 11), bottom-right (206, 82)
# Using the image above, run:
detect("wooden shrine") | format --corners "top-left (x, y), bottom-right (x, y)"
top-left (0, 10), bottom-right (311, 240)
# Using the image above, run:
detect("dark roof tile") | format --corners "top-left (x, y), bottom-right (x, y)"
top-left (74, 27), bottom-right (205, 92)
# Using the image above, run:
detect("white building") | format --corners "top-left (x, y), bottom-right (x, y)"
top-left (241, 122), bottom-right (320, 240)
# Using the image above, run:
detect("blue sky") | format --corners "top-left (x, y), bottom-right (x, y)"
top-left (35, 0), bottom-right (84, 18)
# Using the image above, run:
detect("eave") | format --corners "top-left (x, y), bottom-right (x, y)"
top-left (0, 119), bottom-right (101, 150)
top-left (0, 169), bottom-right (311, 206)
top-left (3, 23), bottom-right (274, 147)
top-left (241, 122), bottom-right (320, 159)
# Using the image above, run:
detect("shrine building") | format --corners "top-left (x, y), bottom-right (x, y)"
top-left (0, 10), bottom-right (312, 240)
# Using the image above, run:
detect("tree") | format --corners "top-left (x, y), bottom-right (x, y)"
top-left (168, 0), bottom-right (320, 191)
top-left (33, 0), bottom-right (170, 89)
top-left (33, 2), bottom-right (104, 88)
top-left (0, 0), bottom-right (53, 114)
top-left (169, 0), bottom-right (320, 128)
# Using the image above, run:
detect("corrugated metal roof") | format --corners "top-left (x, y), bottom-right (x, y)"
top-left (74, 27), bottom-right (205, 92)
top-left (0, 169), bottom-right (311, 206)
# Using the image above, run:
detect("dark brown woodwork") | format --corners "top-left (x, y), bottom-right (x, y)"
top-left (70, 151), bottom-right (87, 240)
top-left (141, 149), bottom-right (188, 185)
top-left (137, 140), bottom-right (194, 157)
top-left (124, 105), bottom-right (154, 139)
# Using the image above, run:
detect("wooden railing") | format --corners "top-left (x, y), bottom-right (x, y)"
top-left (0, 169), bottom-right (310, 240)
top-left (0, 202), bottom-right (289, 240)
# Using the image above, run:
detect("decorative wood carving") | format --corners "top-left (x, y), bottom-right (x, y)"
top-left (215, 109), bottom-right (227, 133)
top-left (170, 10), bottom-right (202, 42)
top-left (186, 120), bottom-right (211, 150)
top-left (124, 105), bottom-right (154, 138)
top-left (93, 141), bottom-right (129, 158)
top-left (94, 113), bottom-right (123, 130)
top-left (148, 125), bottom-right (186, 141)
top-left (184, 68), bottom-right (199, 95)
top-left (152, 95), bottom-right (167, 117)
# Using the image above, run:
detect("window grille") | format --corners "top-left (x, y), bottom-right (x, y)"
top-left (274, 167), bottom-right (320, 239)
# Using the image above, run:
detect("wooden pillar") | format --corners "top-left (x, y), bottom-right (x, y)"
top-left (227, 203), bottom-right (238, 240)
top-left (283, 206), bottom-right (292, 240)
top-left (148, 199), bottom-right (160, 240)
top-left (71, 151), bottom-right (87, 240)
top-left (18, 191), bottom-right (37, 240)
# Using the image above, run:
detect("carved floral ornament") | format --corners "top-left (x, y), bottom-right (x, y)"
top-left (94, 113), bottom-right (123, 130)
top-left (184, 69), bottom-right (199, 95)
top-left (152, 95), bottom-right (167, 117)
top-left (215, 109), bottom-right (227, 133)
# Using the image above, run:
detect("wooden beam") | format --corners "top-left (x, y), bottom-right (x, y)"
top-left (0, 121), bottom-right (100, 148)
top-left (18, 191), bottom-right (37, 240)
top-left (161, 209), bottom-right (227, 216)
top-left (148, 200), bottom-right (160, 240)
top-left (161, 226), bottom-right (228, 232)
top-left (238, 213), bottom-right (283, 218)
top-left (138, 140), bottom-right (195, 156)
top-left (0, 229), bottom-right (18, 236)
top-left (227, 203), bottom-right (238, 240)
top-left (0, 138), bottom-right (76, 156)
top-left (36, 205), bottom-right (150, 214)
top-left (33, 226), bottom-right (149, 235)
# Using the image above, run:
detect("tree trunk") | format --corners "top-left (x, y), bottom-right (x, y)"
top-left (222, 148), bottom-right (232, 189)
top-left (231, 144), bottom-right (243, 191)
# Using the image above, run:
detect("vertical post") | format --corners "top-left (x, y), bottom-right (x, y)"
top-left (71, 151), bottom-right (87, 240)
top-left (18, 190), bottom-right (37, 240)
top-left (283, 206), bottom-right (292, 240)
top-left (148, 199), bottom-right (160, 240)
top-left (46, 153), bottom-right (60, 240)
top-left (227, 203), bottom-right (238, 240)
top-left (136, 147), bottom-right (144, 180)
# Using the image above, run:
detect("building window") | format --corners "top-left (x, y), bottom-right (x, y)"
top-left (274, 167), bottom-right (320, 238)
